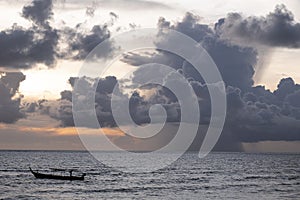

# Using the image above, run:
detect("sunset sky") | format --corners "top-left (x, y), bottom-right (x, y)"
top-left (1, 0), bottom-right (300, 152)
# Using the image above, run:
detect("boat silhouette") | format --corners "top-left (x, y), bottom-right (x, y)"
top-left (29, 167), bottom-right (86, 181)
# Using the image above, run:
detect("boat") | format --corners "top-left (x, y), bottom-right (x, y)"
top-left (29, 167), bottom-right (86, 181)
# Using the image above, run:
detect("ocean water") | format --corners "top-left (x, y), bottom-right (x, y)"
top-left (0, 151), bottom-right (299, 199)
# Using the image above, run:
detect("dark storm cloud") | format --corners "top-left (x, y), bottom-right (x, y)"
top-left (38, 76), bottom-right (119, 127)
top-left (43, 76), bottom-right (181, 128)
top-left (285, 90), bottom-right (300, 108)
top-left (0, 24), bottom-right (59, 69)
top-left (274, 78), bottom-right (300, 101)
top-left (119, 11), bottom-right (300, 145)
top-left (0, 0), bottom-right (115, 69)
top-left (46, 75), bottom-right (300, 150)
top-left (225, 82), bottom-right (300, 142)
top-left (22, 0), bottom-right (53, 27)
top-left (123, 12), bottom-right (257, 91)
top-left (66, 25), bottom-right (113, 60)
top-left (0, 72), bottom-right (25, 123)
top-left (60, 90), bottom-right (72, 102)
top-left (0, 0), bottom-right (58, 69)
top-left (28, 6), bottom-right (300, 151)
top-left (216, 4), bottom-right (300, 48)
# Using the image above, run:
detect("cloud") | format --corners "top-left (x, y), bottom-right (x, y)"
top-left (62, 25), bottom-right (113, 60)
top-left (123, 12), bottom-right (257, 91)
top-left (216, 4), bottom-right (300, 48)
top-left (22, 5), bottom-right (300, 151)
top-left (60, 90), bottom-right (72, 102)
top-left (0, 0), bottom-right (58, 69)
top-left (0, 72), bottom-right (26, 123)
top-left (85, 1), bottom-right (98, 17)
top-left (274, 77), bottom-right (300, 101)
top-left (285, 90), bottom-right (300, 108)
top-left (0, 24), bottom-right (59, 69)
top-left (224, 81), bottom-right (300, 142)
top-left (40, 75), bottom-right (300, 151)
top-left (0, 0), bottom-right (115, 69)
top-left (109, 12), bottom-right (118, 19)
top-left (36, 98), bottom-right (74, 127)
top-left (118, 11), bottom-right (300, 146)
top-left (22, 0), bottom-right (53, 27)
top-left (41, 75), bottom-right (182, 128)
top-left (23, 102), bottom-right (38, 113)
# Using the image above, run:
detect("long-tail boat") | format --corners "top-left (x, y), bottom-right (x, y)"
top-left (29, 167), bottom-right (86, 181)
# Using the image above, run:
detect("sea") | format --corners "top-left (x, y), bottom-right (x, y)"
top-left (0, 151), bottom-right (299, 199)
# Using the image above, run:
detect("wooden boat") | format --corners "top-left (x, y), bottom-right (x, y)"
top-left (29, 167), bottom-right (86, 181)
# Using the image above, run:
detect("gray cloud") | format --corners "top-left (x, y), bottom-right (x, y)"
top-left (123, 12), bottom-right (257, 91)
top-left (109, 12), bottom-right (118, 19)
top-left (0, 0), bottom-right (58, 69)
top-left (68, 25), bottom-right (113, 60)
top-left (0, 24), bottom-right (59, 69)
top-left (33, 98), bottom-right (74, 127)
top-left (216, 4), bottom-right (300, 48)
top-left (225, 82), bottom-right (300, 142)
top-left (118, 11), bottom-right (300, 146)
top-left (0, 72), bottom-right (26, 123)
top-left (286, 90), bottom-right (300, 108)
top-left (22, 0), bottom-right (53, 27)
top-left (274, 78), bottom-right (300, 101)
top-left (23, 102), bottom-right (38, 113)
top-left (41, 73), bottom-right (300, 151)
top-left (60, 90), bottom-right (72, 102)
top-left (24, 5), bottom-right (300, 151)
top-left (85, 1), bottom-right (98, 18)
top-left (42, 76), bottom-right (181, 128)
top-left (1, 0), bottom-right (115, 69)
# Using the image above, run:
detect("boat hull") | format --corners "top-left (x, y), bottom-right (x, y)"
top-left (30, 168), bottom-right (85, 181)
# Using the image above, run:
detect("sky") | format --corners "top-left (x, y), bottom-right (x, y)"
top-left (0, 0), bottom-right (300, 152)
